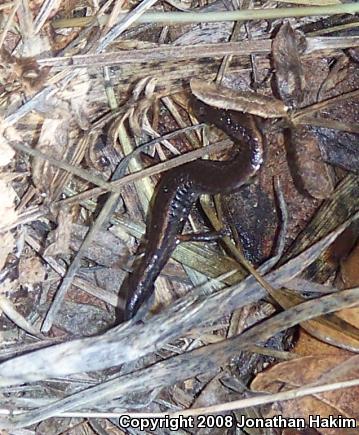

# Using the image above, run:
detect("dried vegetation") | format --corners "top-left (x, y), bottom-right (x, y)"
top-left (0, 0), bottom-right (359, 433)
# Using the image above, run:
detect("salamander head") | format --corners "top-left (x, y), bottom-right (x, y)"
top-left (189, 96), bottom-right (211, 123)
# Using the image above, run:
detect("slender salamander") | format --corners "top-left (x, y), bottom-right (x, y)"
top-left (122, 99), bottom-right (264, 320)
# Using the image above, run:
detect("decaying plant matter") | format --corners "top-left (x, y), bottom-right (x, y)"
top-left (0, 0), bottom-right (359, 432)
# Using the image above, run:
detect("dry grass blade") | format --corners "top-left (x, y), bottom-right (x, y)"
top-left (269, 288), bottom-right (359, 351)
top-left (38, 41), bottom-right (273, 68)
top-left (25, 235), bottom-right (120, 307)
top-left (37, 37), bottom-right (359, 69)
top-left (4, 87), bottom-right (56, 126)
top-left (276, 0), bottom-right (340, 4)
top-left (293, 88), bottom-right (359, 122)
top-left (0, 206), bottom-right (47, 234)
top-left (285, 174), bottom-right (359, 261)
top-left (297, 117), bottom-right (359, 134)
top-left (8, 137), bottom-right (120, 193)
top-left (41, 155), bottom-right (125, 332)
top-left (0, 295), bottom-right (43, 337)
top-left (0, 212), bottom-right (356, 389)
top-left (1, 0), bottom-right (359, 431)
top-left (60, 138), bottom-right (232, 205)
top-left (34, 0), bottom-right (59, 34)
top-left (51, 4), bottom-right (359, 27)
top-left (98, 0), bottom-right (160, 51)
top-left (173, 378), bottom-right (359, 417)
top-left (4, 286), bottom-right (359, 428)
top-left (0, 0), bottom-right (21, 49)
top-left (3, 378), bottom-right (359, 421)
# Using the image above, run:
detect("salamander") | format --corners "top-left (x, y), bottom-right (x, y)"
top-left (122, 99), bottom-right (264, 320)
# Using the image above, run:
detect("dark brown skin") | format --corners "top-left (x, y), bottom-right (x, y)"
top-left (123, 100), bottom-right (264, 320)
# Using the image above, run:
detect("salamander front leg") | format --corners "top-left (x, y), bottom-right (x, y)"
top-left (177, 227), bottom-right (231, 243)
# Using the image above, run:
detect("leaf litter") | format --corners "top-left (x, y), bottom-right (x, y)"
top-left (0, 0), bottom-right (358, 433)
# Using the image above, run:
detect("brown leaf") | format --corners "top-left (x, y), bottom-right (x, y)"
top-left (294, 330), bottom-right (352, 357)
top-left (286, 125), bottom-right (335, 199)
top-left (337, 308), bottom-right (359, 331)
top-left (272, 22), bottom-right (306, 108)
top-left (333, 241), bottom-right (359, 333)
top-left (190, 79), bottom-right (288, 118)
top-left (272, 288), bottom-right (359, 352)
top-left (251, 354), bottom-right (359, 435)
top-left (318, 55), bottom-right (350, 100)
top-left (339, 241), bottom-right (359, 289)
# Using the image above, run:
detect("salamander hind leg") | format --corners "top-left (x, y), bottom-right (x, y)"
top-left (178, 227), bottom-right (231, 243)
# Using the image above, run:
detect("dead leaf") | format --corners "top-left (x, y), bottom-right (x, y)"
top-left (190, 79), bottom-right (288, 118)
top-left (294, 330), bottom-right (352, 357)
top-left (44, 207), bottom-right (72, 256)
top-left (272, 22), bottom-right (306, 108)
top-left (62, 73), bottom-right (92, 130)
top-left (340, 241), bottom-right (359, 289)
top-left (337, 308), bottom-right (359, 332)
top-left (334, 242), bottom-right (359, 332)
top-left (251, 354), bottom-right (359, 435)
top-left (286, 125), bottom-right (335, 199)
top-left (272, 287), bottom-right (359, 352)
top-left (318, 55), bottom-right (349, 100)
top-left (18, 256), bottom-right (46, 286)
